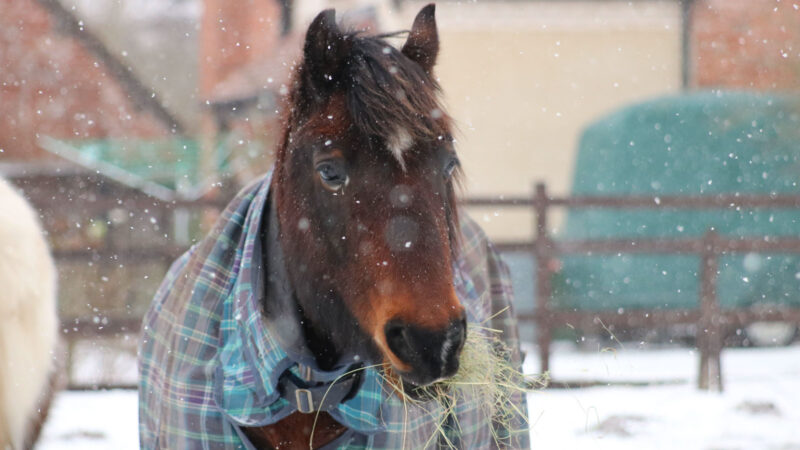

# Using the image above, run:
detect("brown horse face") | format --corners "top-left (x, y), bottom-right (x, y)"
top-left (273, 5), bottom-right (466, 387)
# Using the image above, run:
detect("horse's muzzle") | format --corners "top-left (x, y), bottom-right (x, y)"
top-left (384, 315), bottom-right (467, 386)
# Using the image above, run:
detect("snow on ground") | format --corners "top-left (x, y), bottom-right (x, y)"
top-left (525, 343), bottom-right (800, 449)
top-left (37, 343), bottom-right (800, 449)
top-left (37, 390), bottom-right (138, 450)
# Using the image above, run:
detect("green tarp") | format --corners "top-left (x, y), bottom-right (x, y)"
top-left (72, 138), bottom-right (212, 191)
top-left (39, 137), bottom-right (232, 200)
top-left (555, 91), bottom-right (800, 311)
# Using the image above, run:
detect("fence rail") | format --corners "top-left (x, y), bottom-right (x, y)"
top-left (465, 183), bottom-right (800, 391)
top-left (464, 192), bottom-right (800, 209)
top-left (13, 161), bottom-right (800, 391)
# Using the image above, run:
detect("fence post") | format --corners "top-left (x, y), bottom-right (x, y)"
top-left (697, 229), bottom-right (723, 391)
top-left (534, 182), bottom-right (553, 374)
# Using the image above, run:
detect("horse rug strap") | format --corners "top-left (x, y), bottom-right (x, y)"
top-left (278, 364), bottom-right (363, 414)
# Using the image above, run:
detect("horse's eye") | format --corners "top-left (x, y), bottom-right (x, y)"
top-left (444, 157), bottom-right (459, 179)
top-left (316, 160), bottom-right (348, 191)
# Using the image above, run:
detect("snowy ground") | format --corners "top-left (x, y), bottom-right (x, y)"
top-left (524, 343), bottom-right (800, 449)
top-left (37, 390), bottom-right (138, 450)
top-left (37, 343), bottom-right (800, 449)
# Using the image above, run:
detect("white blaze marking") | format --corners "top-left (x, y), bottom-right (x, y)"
top-left (387, 128), bottom-right (413, 171)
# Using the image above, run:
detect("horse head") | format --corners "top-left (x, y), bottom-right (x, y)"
top-left (272, 4), bottom-right (466, 388)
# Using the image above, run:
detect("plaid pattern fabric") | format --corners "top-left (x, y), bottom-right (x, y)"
top-left (138, 171), bottom-right (529, 449)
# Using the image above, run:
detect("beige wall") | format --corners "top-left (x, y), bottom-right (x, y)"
top-left (409, 1), bottom-right (682, 239)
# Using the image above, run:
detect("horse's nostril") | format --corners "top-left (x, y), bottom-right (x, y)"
top-left (450, 318), bottom-right (467, 352)
top-left (384, 317), bottom-right (468, 384)
top-left (385, 320), bottom-right (413, 363)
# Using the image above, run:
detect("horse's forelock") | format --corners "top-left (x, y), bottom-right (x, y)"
top-left (345, 36), bottom-right (446, 142)
top-left (284, 32), bottom-right (450, 163)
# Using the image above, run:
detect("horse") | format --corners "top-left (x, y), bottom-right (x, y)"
top-left (0, 177), bottom-right (58, 450)
top-left (249, 5), bottom-right (464, 446)
top-left (139, 5), bottom-right (527, 448)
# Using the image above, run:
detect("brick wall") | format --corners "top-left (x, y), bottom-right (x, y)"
top-left (0, 0), bottom-right (168, 160)
top-left (691, 0), bottom-right (800, 90)
top-left (199, 0), bottom-right (283, 99)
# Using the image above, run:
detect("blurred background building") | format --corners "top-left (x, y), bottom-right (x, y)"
top-left (2, 0), bottom-right (800, 386)
top-left (6, 1), bottom-right (800, 235)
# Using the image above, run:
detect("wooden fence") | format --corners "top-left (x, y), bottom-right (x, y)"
top-left (464, 183), bottom-right (800, 391)
top-left (50, 195), bottom-right (225, 389)
top-left (10, 162), bottom-right (800, 391)
top-left (54, 183), bottom-right (800, 391)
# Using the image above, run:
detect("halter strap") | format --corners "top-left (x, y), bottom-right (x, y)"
top-left (278, 364), bottom-right (363, 414)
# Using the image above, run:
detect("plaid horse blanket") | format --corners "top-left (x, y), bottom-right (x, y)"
top-left (138, 171), bottom-right (529, 449)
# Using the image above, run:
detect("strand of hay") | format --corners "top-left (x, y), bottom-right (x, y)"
top-left (309, 363), bottom-right (384, 449)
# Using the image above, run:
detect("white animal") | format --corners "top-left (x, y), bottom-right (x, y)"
top-left (0, 177), bottom-right (57, 450)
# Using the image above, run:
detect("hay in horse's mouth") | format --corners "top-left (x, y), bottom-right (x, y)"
top-left (309, 323), bottom-right (543, 448)
top-left (380, 323), bottom-right (547, 447)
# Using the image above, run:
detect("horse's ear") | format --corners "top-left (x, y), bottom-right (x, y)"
top-left (303, 9), bottom-right (351, 93)
top-left (401, 4), bottom-right (439, 73)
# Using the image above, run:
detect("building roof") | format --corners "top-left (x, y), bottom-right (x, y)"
top-left (37, 0), bottom-right (187, 134)
top-left (0, 0), bottom-right (183, 160)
